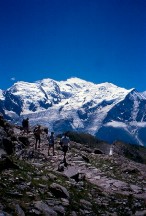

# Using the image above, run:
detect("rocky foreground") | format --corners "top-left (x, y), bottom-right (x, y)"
top-left (0, 116), bottom-right (146, 215)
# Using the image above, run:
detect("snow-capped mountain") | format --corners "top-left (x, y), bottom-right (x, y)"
top-left (0, 77), bottom-right (146, 146)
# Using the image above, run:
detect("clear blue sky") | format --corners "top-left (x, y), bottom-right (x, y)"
top-left (0, 0), bottom-right (145, 91)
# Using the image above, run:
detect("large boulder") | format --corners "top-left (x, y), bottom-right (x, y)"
top-left (18, 136), bottom-right (30, 147)
top-left (0, 155), bottom-right (19, 171)
top-left (94, 149), bottom-right (104, 154)
top-left (49, 183), bottom-right (70, 199)
top-left (2, 138), bottom-right (14, 155)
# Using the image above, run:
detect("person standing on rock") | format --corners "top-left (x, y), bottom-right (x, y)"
top-left (109, 144), bottom-right (113, 156)
top-left (22, 117), bottom-right (29, 134)
top-left (48, 132), bottom-right (55, 156)
top-left (60, 132), bottom-right (70, 166)
top-left (33, 125), bottom-right (42, 150)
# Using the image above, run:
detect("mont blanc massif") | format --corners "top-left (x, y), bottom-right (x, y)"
top-left (0, 77), bottom-right (146, 146)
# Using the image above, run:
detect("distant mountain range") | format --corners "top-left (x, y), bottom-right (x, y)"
top-left (0, 77), bottom-right (146, 146)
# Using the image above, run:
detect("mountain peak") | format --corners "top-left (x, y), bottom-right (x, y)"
top-left (36, 78), bottom-right (55, 85)
top-left (0, 89), bottom-right (4, 100)
top-left (65, 77), bottom-right (91, 85)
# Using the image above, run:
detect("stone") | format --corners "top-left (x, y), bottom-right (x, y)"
top-left (30, 209), bottom-right (41, 215)
top-left (50, 183), bottom-right (70, 199)
top-left (82, 147), bottom-right (92, 153)
top-left (94, 149), bottom-right (103, 154)
top-left (61, 198), bottom-right (70, 207)
top-left (53, 205), bottom-right (65, 215)
top-left (0, 212), bottom-right (12, 216)
top-left (123, 167), bottom-right (140, 174)
top-left (130, 184), bottom-right (141, 193)
top-left (81, 154), bottom-right (90, 163)
top-left (58, 163), bottom-right (64, 172)
top-left (0, 156), bottom-right (19, 171)
top-left (38, 183), bottom-right (48, 188)
top-left (18, 136), bottom-right (30, 147)
top-left (63, 166), bottom-right (79, 179)
top-left (80, 199), bottom-right (92, 210)
top-left (34, 201), bottom-right (57, 216)
top-left (6, 191), bottom-right (23, 198)
top-left (0, 204), bottom-right (4, 211)
top-left (94, 175), bottom-right (101, 180)
top-left (2, 138), bottom-right (14, 155)
top-left (47, 173), bottom-right (57, 181)
top-left (135, 210), bottom-right (146, 216)
top-left (41, 175), bottom-right (48, 181)
top-left (32, 162), bottom-right (44, 168)
top-left (15, 204), bottom-right (25, 216)
top-left (70, 211), bottom-right (78, 216)
top-left (25, 192), bottom-right (34, 197)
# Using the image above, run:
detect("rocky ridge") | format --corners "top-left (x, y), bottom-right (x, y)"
top-left (0, 115), bottom-right (146, 215)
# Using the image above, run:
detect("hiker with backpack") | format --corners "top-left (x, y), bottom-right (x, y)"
top-left (22, 117), bottom-right (29, 134)
top-left (48, 132), bottom-right (55, 156)
top-left (60, 132), bottom-right (70, 166)
top-left (33, 125), bottom-right (42, 150)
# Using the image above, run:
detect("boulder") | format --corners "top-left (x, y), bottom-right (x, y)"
top-left (14, 204), bottom-right (25, 216)
top-left (18, 136), bottom-right (30, 147)
top-left (2, 138), bottom-right (14, 155)
top-left (34, 201), bottom-right (57, 216)
top-left (122, 167), bottom-right (140, 174)
top-left (0, 155), bottom-right (19, 171)
top-left (82, 147), bottom-right (92, 153)
top-left (94, 149), bottom-right (103, 154)
top-left (50, 183), bottom-right (70, 199)
top-left (81, 154), bottom-right (90, 163)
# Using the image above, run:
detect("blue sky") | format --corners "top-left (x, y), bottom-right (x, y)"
top-left (0, 0), bottom-right (145, 91)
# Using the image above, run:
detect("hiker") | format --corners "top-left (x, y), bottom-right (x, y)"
top-left (48, 132), bottom-right (55, 156)
top-left (33, 125), bottom-right (42, 150)
top-left (60, 132), bottom-right (70, 166)
top-left (109, 144), bottom-right (114, 156)
top-left (22, 117), bottom-right (29, 134)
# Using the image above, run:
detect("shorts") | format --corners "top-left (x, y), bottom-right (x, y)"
top-left (62, 146), bottom-right (68, 153)
top-left (49, 142), bottom-right (54, 148)
top-left (49, 141), bottom-right (54, 145)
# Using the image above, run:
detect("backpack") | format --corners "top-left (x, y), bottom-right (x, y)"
top-left (59, 140), bottom-right (63, 147)
top-left (61, 136), bottom-right (70, 146)
top-left (33, 127), bottom-right (39, 136)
